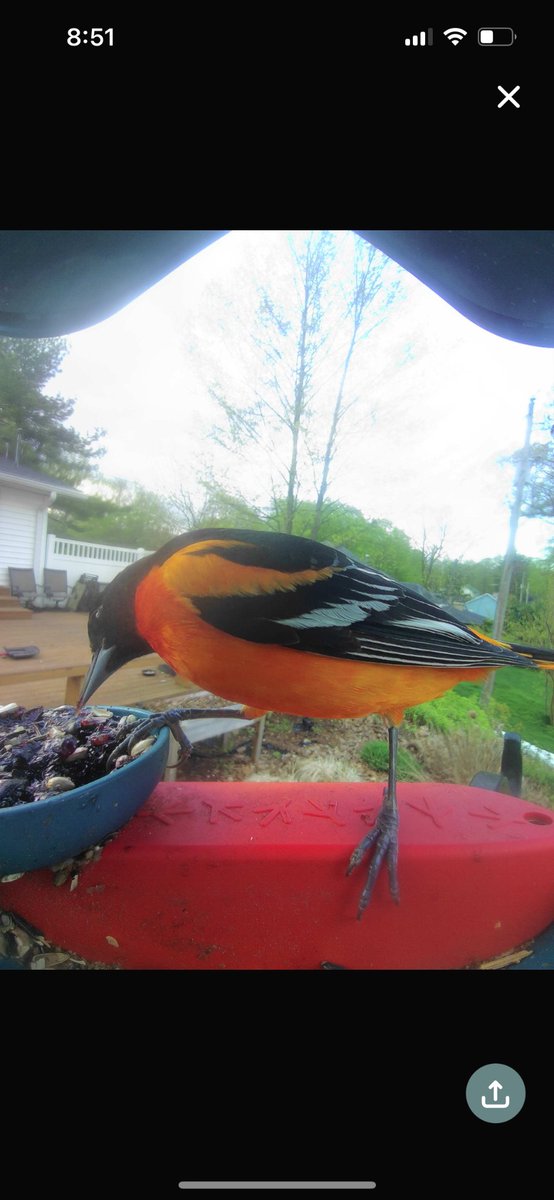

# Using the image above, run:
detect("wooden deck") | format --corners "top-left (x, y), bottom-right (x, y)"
top-left (0, 610), bottom-right (196, 710)
top-left (0, 610), bottom-right (267, 765)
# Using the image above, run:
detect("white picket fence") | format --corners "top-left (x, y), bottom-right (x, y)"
top-left (45, 535), bottom-right (149, 589)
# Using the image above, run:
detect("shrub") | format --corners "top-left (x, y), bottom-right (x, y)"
top-left (409, 726), bottom-right (503, 786)
top-left (520, 752), bottom-right (554, 807)
top-left (247, 752), bottom-right (363, 783)
top-left (360, 739), bottom-right (427, 781)
top-left (407, 727), bottom-right (554, 808)
top-left (405, 689), bottom-right (500, 734)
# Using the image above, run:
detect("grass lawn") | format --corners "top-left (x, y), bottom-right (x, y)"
top-left (454, 668), bottom-right (554, 754)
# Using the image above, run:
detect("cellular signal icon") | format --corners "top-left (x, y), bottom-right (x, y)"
top-left (404, 28), bottom-right (433, 45)
top-left (443, 27), bottom-right (467, 44)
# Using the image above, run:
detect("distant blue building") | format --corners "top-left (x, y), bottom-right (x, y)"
top-left (464, 593), bottom-right (497, 621)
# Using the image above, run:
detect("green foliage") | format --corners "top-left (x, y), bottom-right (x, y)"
top-left (504, 599), bottom-right (552, 646)
top-left (486, 668), bottom-right (554, 752)
top-left (440, 558), bottom-right (465, 602)
top-left (48, 479), bottom-right (178, 549)
top-left (504, 578), bottom-right (554, 648)
top-left (171, 484), bottom-right (424, 580)
top-left (411, 726), bottom-right (506, 787)
top-left (356, 517), bottom-right (420, 580)
top-left (455, 670), bottom-right (554, 753)
top-left (0, 337), bottom-right (104, 484)
top-left (521, 752), bottom-right (554, 803)
top-left (447, 681), bottom-right (509, 727)
top-left (405, 689), bottom-right (499, 735)
top-left (169, 476), bottom-right (266, 532)
top-left (360, 739), bottom-right (426, 780)
top-left (431, 554), bottom-right (503, 600)
top-left (264, 499), bottom-right (422, 578)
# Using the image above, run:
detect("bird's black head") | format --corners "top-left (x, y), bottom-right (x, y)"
top-left (78, 527), bottom-right (246, 706)
top-left (78, 554), bottom-right (158, 706)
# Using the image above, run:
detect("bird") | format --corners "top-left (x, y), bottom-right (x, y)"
top-left (78, 527), bottom-right (554, 917)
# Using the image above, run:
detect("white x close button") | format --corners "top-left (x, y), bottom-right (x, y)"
top-left (497, 84), bottom-right (520, 108)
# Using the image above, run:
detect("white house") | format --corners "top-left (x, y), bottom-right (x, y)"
top-left (0, 460), bottom-right (82, 589)
top-left (0, 460), bottom-right (147, 592)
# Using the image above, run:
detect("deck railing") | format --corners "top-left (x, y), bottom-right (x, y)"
top-left (45, 535), bottom-right (148, 588)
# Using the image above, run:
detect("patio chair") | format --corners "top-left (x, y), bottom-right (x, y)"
top-left (43, 568), bottom-right (69, 608)
top-left (8, 567), bottom-right (38, 609)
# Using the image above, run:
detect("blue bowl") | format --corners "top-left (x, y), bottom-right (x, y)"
top-left (0, 707), bottom-right (169, 876)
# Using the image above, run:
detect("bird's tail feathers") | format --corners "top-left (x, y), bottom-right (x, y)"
top-left (506, 641), bottom-right (554, 670)
top-left (468, 627), bottom-right (554, 670)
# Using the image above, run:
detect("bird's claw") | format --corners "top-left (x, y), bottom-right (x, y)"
top-left (347, 796), bottom-right (400, 918)
top-left (106, 709), bottom-right (192, 768)
top-left (105, 705), bottom-right (249, 769)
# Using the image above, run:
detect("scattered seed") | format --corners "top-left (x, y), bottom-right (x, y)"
top-left (66, 746), bottom-right (88, 762)
top-left (0, 704), bottom-right (162, 809)
top-left (130, 737), bottom-right (156, 757)
top-left (30, 952), bottom-right (72, 970)
top-left (0, 911), bottom-right (120, 970)
top-left (45, 776), bottom-right (76, 792)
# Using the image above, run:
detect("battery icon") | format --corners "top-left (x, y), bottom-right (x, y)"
top-left (478, 27), bottom-right (516, 45)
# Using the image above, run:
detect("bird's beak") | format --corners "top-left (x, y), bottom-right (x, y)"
top-left (77, 645), bottom-right (118, 709)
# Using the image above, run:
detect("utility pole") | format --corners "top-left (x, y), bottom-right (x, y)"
top-left (481, 397), bottom-right (535, 706)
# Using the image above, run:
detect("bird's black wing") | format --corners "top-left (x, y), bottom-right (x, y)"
top-left (189, 540), bottom-right (529, 669)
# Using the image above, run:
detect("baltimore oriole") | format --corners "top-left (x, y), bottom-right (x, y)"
top-left (78, 527), bottom-right (554, 916)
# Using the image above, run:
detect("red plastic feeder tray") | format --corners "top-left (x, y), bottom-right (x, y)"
top-left (4, 781), bottom-right (554, 969)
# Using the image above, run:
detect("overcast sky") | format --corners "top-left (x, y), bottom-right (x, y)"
top-left (46, 230), bottom-right (554, 563)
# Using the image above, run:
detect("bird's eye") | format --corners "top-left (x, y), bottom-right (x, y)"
top-left (93, 606), bottom-right (103, 622)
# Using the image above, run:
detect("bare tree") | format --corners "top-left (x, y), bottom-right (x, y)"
top-left (519, 409), bottom-right (554, 521)
top-left (419, 524), bottom-right (447, 588)
top-left (169, 470), bottom-right (262, 530)
top-left (309, 240), bottom-right (397, 539)
top-left (278, 232), bottom-right (333, 532)
top-left (207, 233), bottom-right (333, 533)
top-left (204, 232), bottom-right (398, 535)
top-left (481, 397), bottom-right (535, 705)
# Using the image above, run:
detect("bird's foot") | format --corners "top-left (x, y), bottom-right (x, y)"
top-left (105, 705), bottom-right (249, 769)
top-left (346, 792), bottom-right (400, 918)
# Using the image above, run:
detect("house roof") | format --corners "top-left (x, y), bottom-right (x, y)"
top-left (460, 608), bottom-right (485, 627)
top-left (399, 581), bottom-right (484, 626)
top-left (1, 230), bottom-right (554, 347)
top-left (0, 459), bottom-right (82, 498)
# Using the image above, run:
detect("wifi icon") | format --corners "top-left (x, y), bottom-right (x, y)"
top-left (443, 27), bottom-right (468, 44)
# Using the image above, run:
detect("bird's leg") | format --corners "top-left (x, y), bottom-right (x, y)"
top-left (346, 724), bottom-right (400, 918)
top-left (105, 705), bottom-right (252, 769)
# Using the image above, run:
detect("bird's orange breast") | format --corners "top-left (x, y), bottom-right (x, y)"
top-left (135, 562), bottom-right (491, 724)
